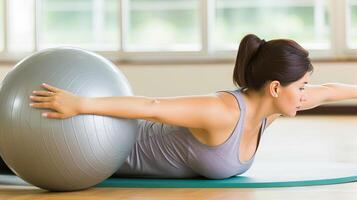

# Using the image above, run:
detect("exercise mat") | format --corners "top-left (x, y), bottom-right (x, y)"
top-left (2, 162), bottom-right (357, 188)
top-left (98, 162), bottom-right (357, 188)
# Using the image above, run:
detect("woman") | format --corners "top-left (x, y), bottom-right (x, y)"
top-left (24, 34), bottom-right (357, 179)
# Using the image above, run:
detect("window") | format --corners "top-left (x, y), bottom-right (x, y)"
top-left (8, 0), bottom-right (35, 52)
top-left (0, 0), bottom-right (356, 61)
top-left (125, 0), bottom-right (200, 51)
top-left (215, 0), bottom-right (330, 50)
top-left (0, 0), bottom-right (4, 51)
top-left (348, 0), bottom-right (357, 48)
top-left (39, 0), bottom-right (119, 50)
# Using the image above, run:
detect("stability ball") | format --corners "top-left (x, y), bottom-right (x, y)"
top-left (0, 47), bottom-right (138, 191)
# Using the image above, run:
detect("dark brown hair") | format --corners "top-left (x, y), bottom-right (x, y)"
top-left (233, 34), bottom-right (313, 91)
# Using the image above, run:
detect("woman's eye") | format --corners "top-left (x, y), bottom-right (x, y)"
top-left (299, 87), bottom-right (305, 91)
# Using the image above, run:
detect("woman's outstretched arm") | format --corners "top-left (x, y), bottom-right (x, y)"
top-left (265, 83), bottom-right (357, 127)
top-left (29, 83), bottom-right (230, 131)
top-left (300, 83), bottom-right (357, 110)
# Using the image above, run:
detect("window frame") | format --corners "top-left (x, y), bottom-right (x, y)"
top-left (0, 0), bottom-right (356, 63)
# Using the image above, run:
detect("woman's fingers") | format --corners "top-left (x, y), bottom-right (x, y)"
top-left (29, 83), bottom-right (78, 119)
top-left (29, 95), bottom-right (53, 102)
top-left (41, 83), bottom-right (61, 93)
top-left (32, 90), bottom-right (55, 96)
top-left (42, 112), bottom-right (64, 119)
top-left (29, 96), bottom-right (65, 118)
top-left (29, 102), bottom-right (56, 109)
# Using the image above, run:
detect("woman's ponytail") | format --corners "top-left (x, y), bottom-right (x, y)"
top-left (233, 34), bottom-right (265, 89)
top-left (232, 34), bottom-right (313, 91)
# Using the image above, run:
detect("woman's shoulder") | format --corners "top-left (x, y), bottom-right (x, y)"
top-left (187, 91), bottom-right (241, 146)
top-left (211, 90), bottom-right (242, 128)
top-left (193, 90), bottom-right (242, 145)
top-left (214, 90), bottom-right (241, 113)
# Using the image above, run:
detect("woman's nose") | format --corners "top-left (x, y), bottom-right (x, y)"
top-left (300, 94), bottom-right (307, 102)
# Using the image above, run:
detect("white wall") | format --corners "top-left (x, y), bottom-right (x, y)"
top-left (1, 62), bottom-right (357, 105)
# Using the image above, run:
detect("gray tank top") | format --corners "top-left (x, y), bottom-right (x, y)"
top-left (114, 89), bottom-right (267, 179)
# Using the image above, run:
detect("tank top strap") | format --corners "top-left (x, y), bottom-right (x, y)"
top-left (216, 88), bottom-right (246, 118)
top-left (229, 88), bottom-right (247, 143)
top-left (230, 88), bottom-right (246, 113)
top-left (216, 88), bottom-right (266, 137)
top-left (262, 117), bottom-right (268, 131)
top-left (211, 88), bottom-right (246, 148)
top-left (226, 89), bottom-right (267, 132)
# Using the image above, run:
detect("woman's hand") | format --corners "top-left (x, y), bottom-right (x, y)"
top-left (29, 83), bottom-right (84, 119)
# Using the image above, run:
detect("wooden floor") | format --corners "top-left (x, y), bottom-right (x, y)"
top-left (1, 115), bottom-right (357, 200)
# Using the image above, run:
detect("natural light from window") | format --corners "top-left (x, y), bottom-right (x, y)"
top-left (348, 0), bottom-right (357, 48)
top-left (0, 0), bottom-right (4, 51)
top-left (39, 0), bottom-right (119, 50)
top-left (8, 0), bottom-right (35, 52)
top-left (1, 0), bottom-right (357, 60)
top-left (214, 0), bottom-right (330, 50)
top-left (125, 0), bottom-right (200, 51)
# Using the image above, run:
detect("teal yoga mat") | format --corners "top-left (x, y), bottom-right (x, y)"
top-left (2, 162), bottom-right (357, 188)
top-left (98, 162), bottom-right (357, 188)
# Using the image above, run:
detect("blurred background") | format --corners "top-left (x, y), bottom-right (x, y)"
top-left (2, 1), bottom-right (357, 198)
top-left (0, 0), bottom-right (357, 105)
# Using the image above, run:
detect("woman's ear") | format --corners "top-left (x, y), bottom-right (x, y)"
top-left (269, 81), bottom-right (280, 98)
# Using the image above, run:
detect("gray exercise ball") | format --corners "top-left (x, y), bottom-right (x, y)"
top-left (0, 47), bottom-right (138, 191)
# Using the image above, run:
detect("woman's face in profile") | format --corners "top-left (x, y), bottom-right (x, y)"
top-left (275, 73), bottom-right (310, 117)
